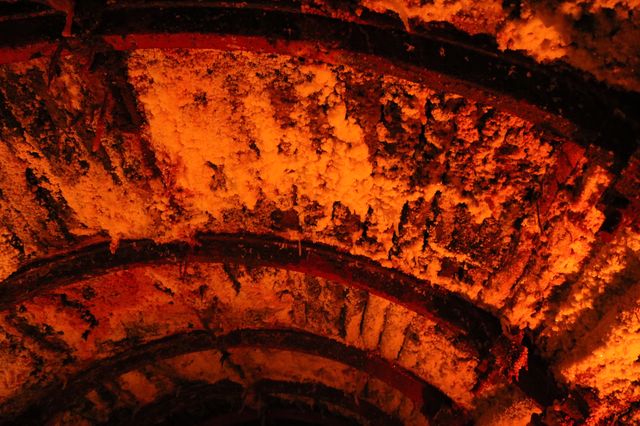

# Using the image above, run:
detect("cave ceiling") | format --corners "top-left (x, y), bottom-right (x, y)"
top-left (0, 1), bottom-right (639, 425)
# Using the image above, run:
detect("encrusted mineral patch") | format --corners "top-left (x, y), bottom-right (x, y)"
top-left (0, 1), bottom-right (639, 425)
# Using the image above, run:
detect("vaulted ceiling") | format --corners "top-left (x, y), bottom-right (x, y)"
top-left (0, 1), bottom-right (639, 425)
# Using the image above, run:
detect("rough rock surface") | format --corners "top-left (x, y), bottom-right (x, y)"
top-left (361, 0), bottom-right (640, 92)
top-left (0, 1), bottom-right (639, 425)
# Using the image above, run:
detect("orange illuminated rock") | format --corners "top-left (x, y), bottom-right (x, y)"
top-left (0, 2), bottom-right (638, 424)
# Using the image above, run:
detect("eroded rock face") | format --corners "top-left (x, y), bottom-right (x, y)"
top-left (360, 0), bottom-right (640, 92)
top-left (0, 4), bottom-right (639, 424)
top-left (0, 264), bottom-right (462, 423)
top-left (52, 347), bottom-right (426, 426)
top-left (1, 49), bottom-right (610, 316)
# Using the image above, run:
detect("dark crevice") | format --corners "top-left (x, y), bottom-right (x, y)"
top-left (516, 333), bottom-right (565, 408)
top-left (222, 263), bottom-right (243, 295)
top-left (24, 168), bottom-right (74, 241)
